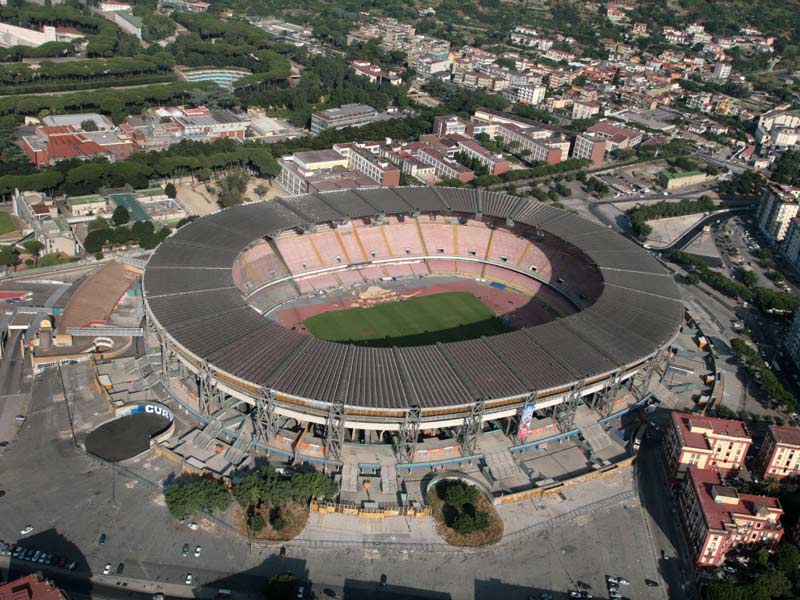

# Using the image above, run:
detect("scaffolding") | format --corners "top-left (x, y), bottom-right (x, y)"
top-left (253, 386), bottom-right (280, 446)
top-left (460, 400), bottom-right (485, 456)
top-left (591, 369), bottom-right (624, 419)
top-left (324, 401), bottom-right (346, 463)
top-left (553, 381), bottom-right (584, 433)
top-left (397, 405), bottom-right (421, 464)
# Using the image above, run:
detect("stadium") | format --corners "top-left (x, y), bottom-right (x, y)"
top-left (143, 187), bottom-right (683, 463)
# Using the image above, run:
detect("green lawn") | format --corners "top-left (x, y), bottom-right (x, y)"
top-left (0, 212), bottom-right (16, 236)
top-left (303, 291), bottom-right (513, 347)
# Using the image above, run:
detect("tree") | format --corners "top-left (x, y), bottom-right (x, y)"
top-left (142, 14), bottom-right (176, 43)
top-left (163, 477), bottom-right (231, 519)
top-left (80, 119), bottom-right (98, 132)
top-left (22, 239), bottom-right (44, 266)
top-left (164, 182), bottom-right (177, 198)
top-left (741, 269), bottom-right (758, 288)
top-left (0, 244), bottom-right (21, 271)
top-left (248, 513), bottom-right (265, 532)
top-left (254, 184), bottom-right (268, 199)
top-left (112, 205), bottom-right (130, 226)
top-left (265, 573), bottom-right (296, 600)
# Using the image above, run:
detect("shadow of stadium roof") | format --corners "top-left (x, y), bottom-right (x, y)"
top-left (143, 187), bottom-right (683, 410)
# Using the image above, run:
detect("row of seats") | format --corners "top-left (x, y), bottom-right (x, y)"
top-left (238, 218), bottom-right (602, 306)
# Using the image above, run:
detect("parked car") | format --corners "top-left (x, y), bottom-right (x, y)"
top-left (194, 546), bottom-right (202, 558)
top-left (98, 533), bottom-right (106, 545)
top-left (188, 522), bottom-right (198, 531)
top-left (19, 526), bottom-right (33, 535)
top-left (116, 563), bottom-right (124, 575)
top-left (185, 574), bottom-right (193, 585)
top-left (645, 579), bottom-right (659, 587)
top-left (103, 563), bottom-right (112, 576)
top-left (181, 544), bottom-right (189, 557)
top-left (617, 577), bottom-right (630, 586)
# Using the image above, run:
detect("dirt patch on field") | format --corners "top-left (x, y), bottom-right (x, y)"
top-left (273, 278), bottom-right (575, 335)
top-left (232, 501), bottom-right (309, 541)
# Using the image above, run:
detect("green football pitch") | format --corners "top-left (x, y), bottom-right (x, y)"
top-left (303, 291), bottom-right (513, 347)
top-left (0, 212), bottom-right (16, 236)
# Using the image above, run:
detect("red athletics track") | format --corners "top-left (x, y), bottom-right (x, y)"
top-left (272, 278), bottom-right (577, 335)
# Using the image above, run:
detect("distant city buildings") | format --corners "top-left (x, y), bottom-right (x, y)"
top-left (350, 61), bottom-right (403, 86)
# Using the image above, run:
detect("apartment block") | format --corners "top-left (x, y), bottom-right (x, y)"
top-left (572, 132), bottom-right (606, 168)
top-left (755, 425), bottom-right (800, 480)
top-left (757, 182), bottom-right (800, 242)
top-left (664, 412), bottom-right (751, 479)
top-left (675, 468), bottom-right (783, 568)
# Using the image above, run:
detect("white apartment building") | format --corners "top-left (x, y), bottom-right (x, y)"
top-left (757, 182), bottom-right (800, 242)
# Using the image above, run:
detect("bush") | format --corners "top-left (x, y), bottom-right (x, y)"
top-left (443, 482), bottom-right (478, 509)
top-left (249, 513), bottom-right (265, 532)
top-left (163, 476), bottom-right (232, 518)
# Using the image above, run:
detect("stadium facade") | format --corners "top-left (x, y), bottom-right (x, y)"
top-left (143, 187), bottom-right (683, 462)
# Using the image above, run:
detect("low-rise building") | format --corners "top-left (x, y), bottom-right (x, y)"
top-left (350, 61), bottom-right (403, 85)
top-left (664, 412), bottom-right (751, 479)
top-left (676, 468), bottom-right (783, 568)
top-left (0, 573), bottom-right (68, 600)
top-left (757, 182), bottom-right (800, 242)
top-left (20, 125), bottom-right (136, 168)
top-left (660, 170), bottom-right (711, 190)
top-left (785, 312), bottom-right (800, 371)
top-left (781, 217), bottom-right (800, 269)
top-left (414, 146), bottom-right (474, 183)
top-left (310, 104), bottom-right (378, 134)
top-left (432, 115), bottom-right (468, 136)
top-left (755, 425), bottom-right (800, 481)
top-left (572, 99), bottom-right (601, 120)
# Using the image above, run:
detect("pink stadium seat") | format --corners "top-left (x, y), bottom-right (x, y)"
top-left (419, 222), bottom-right (455, 255)
top-left (487, 229), bottom-right (528, 265)
top-left (428, 259), bottom-right (457, 275)
top-left (336, 226), bottom-right (369, 262)
top-left (456, 261), bottom-right (483, 277)
top-left (383, 263), bottom-right (414, 278)
top-left (354, 226), bottom-right (392, 260)
top-left (310, 274), bottom-right (339, 291)
top-left (457, 221), bottom-right (492, 259)
top-left (309, 231), bottom-right (347, 267)
top-left (359, 265), bottom-right (385, 280)
top-left (275, 236), bottom-right (323, 273)
top-left (383, 222), bottom-right (425, 257)
top-left (295, 279), bottom-right (315, 294)
top-left (336, 269), bottom-right (364, 286)
top-left (410, 262), bottom-right (430, 276)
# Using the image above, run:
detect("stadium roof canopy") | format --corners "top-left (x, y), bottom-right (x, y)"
top-left (143, 187), bottom-right (683, 410)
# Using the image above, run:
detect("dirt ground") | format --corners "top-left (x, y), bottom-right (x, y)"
top-left (175, 180), bottom-right (218, 216)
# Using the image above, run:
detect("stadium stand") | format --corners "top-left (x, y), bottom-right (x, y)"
top-left (144, 187), bottom-right (683, 422)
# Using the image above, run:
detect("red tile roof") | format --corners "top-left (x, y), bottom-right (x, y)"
top-left (672, 411), bottom-right (750, 451)
top-left (0, 574), bottom-right (66, 600)
top-left (688, 467), bottom-right (781, 531)
top-left (770, 425), bottom-right (800, 447)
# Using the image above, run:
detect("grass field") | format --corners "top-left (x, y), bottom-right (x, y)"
top-left (303, 291), bottom-right (513, 347)
top-left (0, 212), bottom-right (16, 236)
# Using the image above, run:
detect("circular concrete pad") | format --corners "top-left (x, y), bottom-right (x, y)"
top-left (85, 413), bottom-right (170, 462)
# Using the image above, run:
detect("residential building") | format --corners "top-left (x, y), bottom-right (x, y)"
top-left (572, 132), bottom-right (606, 168)
top-left (757, 182), bottom-right (800, 242)
top-left (337, 143), bottom-right (401, 187)
top-left (415, 146), bottom-right (474, 183)
top-left (585, 121), bottom-right (643, 151)
top-left (447, 134), bottom-right (510, 176)
top-left (664, 412), bottom-right (751, 479)
top-left (13, 190), bottom-right (79, 257)
top-left (278, 144), bottom-right (399, 195)
top-left (411, 55), bottom-right (452, 79)
top-left (713, 62), bottom-right (732, 80)
top-left (756, 425), bottom-right (800, 480)
top-left (432, 115), bottom-right (468, 136)
top-left (0, 573), bottom-right (68, 600)
top-left (572, 99), bottom-right (601, 120)
top-left (350, 61), bottom-right (402, 85)
top-left (310, 104), bottom-right (378, 134)
top-left (675, 468), bottom-right (783, 568)
top-left (781, 217), bottom-right (800, 269)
